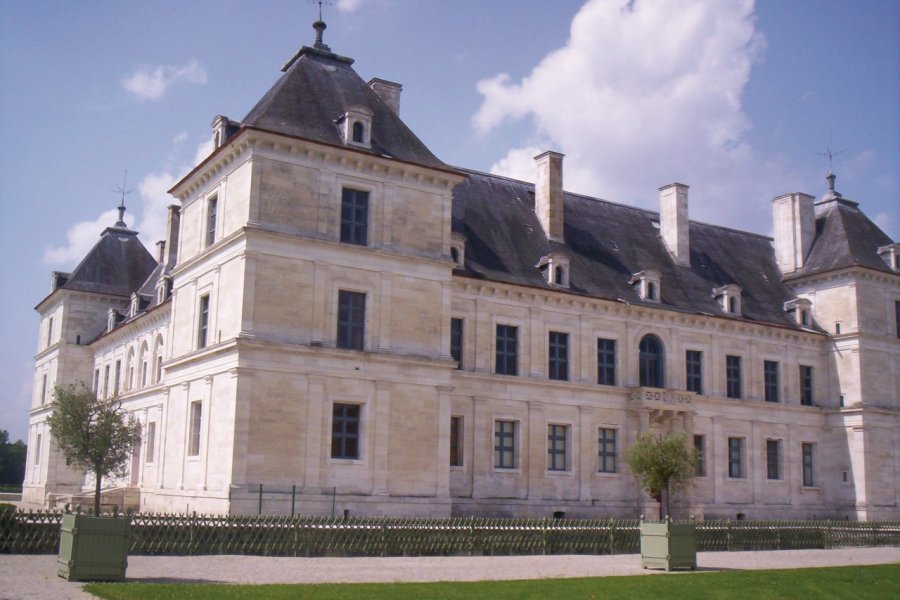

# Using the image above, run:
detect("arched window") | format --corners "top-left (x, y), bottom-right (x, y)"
top-left (728, 296), bottom-right (737, 314)
top-left (125, 348), bottom-right (135, 391)
top-left (139, 341), bottom-right (149, 387)
top-left (647, 281), bottom-right (658, 301)
top-left (639, 334), bottom-right (665, 388)
top-left (554, 265), bottom-right (565, 285)
top-left (352, 121), bottom-right (364, 143)
top-left (152, 335), bottom-right (164, 384)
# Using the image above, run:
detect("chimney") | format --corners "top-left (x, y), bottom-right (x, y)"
top-left (156, 241), bottom-right (166, 264)
top-left (772, 192), bottom-right (815, 273)
top-left (368, 78), bottom-right (402, 115)
top-left (534, 151), bottom-right (565, 243)
top-left (659, 183), bottom-right (690, 267)
top-left (164, 205), bottom-right (181, 271)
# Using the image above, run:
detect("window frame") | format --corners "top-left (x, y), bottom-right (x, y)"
top-left (802, 442), bottom-right (816, 487)
top-left (495, 324), bottom-right (519, 376)
top-left (197, 294), bottom-right (210, 350)
top-left (331, 402), bottom-right (362, 460)
top-left (685, 350), bottom-right (703, 394)
top-left (726, 355), bottom-right (742, 399)
top-left (188, 400), bottom-right (202, 457)
top-left (598, 427), bottom-right (617, 473)
top-left (638, 335), bottom-right (665, 388)
top-left (728, 437), bottom-right (744, 478)
top-left (800, 365), bottom-right (814, 406)
top-left (766, 439), bottom-right (782, 480)
top-left (597, 338), bottom-right (616, 386)
top-left (450, 318), bottom-right (463, 369)
top-left (205, 195), bottom-right (218, 248)
top-left (336, 290), bottom-right (366, 351)
top-left (494, 419), bottom-right (517, 470)
top-left (339, 187), bottom-right (370, 246)
top-left (450, 415), bottom-right (463, 467)
top-left (548, 331), bottom-right (569, 381)
top-left (764, 360), bottom-right (780, 403)
top-left (547, 424), bottom-right (568, 472)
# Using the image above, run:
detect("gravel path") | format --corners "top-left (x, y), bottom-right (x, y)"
top-left (2, 547), bottom-right (898, 600)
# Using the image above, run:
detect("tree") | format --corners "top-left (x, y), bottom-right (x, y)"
top-left (625, 431), bottom-right (698, 520)
top-left (0, 430), bottom-right (27, 486)
top-left (46, 383), bottom-right (140, 515)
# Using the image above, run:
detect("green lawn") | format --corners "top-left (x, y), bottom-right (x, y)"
top-left (85, 564), bottom-right (899, 600)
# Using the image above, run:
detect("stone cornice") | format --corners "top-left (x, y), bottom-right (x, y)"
top-left (786, 265), bottom-right (900, 288)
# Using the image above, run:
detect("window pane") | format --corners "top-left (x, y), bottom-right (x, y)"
top-left (639, 336), bottom-right (664, 388)
top-left (726, 355), bottom-right (742, 399)
top-left (332, 403), bottom-right (361, 459)
top-left (686, 350), bottom-right (702, 394)
top-left (197, 295), bottom-right (210, 349)
top-left (548, 331), bottom-right (568, 381)
top-left (598, 428), bottom-right (617, 473)
top-left (764, 361), bottom-right (779, 403)
top-left (206, 197), bottom-right (218, 247)
top-left (597, 338), bottom-right (616, 386)
top-left (495, 325), bottom-right (518, 376)
top-left (450, 318), bottom-right (463, 368)
top-left (802, 443), bottom-right (815, 486)
top-left (548, 424), bottom-right (567, 471)
top-left (494, 420), bottom-right (516, 469)
top-left (766, 439), bottom-right (781, 480)
top-left (337, 291), bottom-right (366, 350)
top-left (450, 416), bottom-right (463, 466)
top-left (728, 437), bottom-right (743, 478)
top-left (800, 366), bottom-right (814, 406)
top-left (340, 188), bottom-right (369, 246)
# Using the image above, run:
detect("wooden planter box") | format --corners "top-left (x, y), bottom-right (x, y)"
top-left (57, 513), bottom-right (131, 582)
top-left (640, 518), bottom-right (697, 571)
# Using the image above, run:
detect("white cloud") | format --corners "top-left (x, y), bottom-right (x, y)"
top-left (43, 209), bottom-right (123, 266)
top-left (337, 0), bottom-right (368, 13)
top-left (122, 59), bottom-right (207, 102)
top-left (472, 0), bottom-right (785, 231)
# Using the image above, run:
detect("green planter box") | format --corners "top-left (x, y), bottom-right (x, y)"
top-left (640, 518), bottom-right (696, 571)
top-left (57, 513), bottom-right (131, 582)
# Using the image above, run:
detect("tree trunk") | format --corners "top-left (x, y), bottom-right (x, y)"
top-left (665, 479), bottom-right (671, 519)
top-left (94, 470), bottom-right (102, 515)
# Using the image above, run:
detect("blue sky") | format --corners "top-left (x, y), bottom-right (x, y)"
top-left (0, 0), bottom-right (897, 442)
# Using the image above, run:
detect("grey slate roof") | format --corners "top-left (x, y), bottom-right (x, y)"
top-left (452, 169), bottom-right (804, 329)
top-left (788, 195), bottom-right (894, 279)
top-left (242, 46), bottom-right (448, 171)
top-left (58, 226), bottom-right (157, 298)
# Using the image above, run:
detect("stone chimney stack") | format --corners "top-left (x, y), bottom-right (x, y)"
top-left (368, 78), bottom-right (402, 115)
top-left (164, 205), bottom-right (181, 270)
top-left (659, 183), bottom-right (690, 267)
top-left (772, 192), bottom-right (815, 274)
top-left (534, 151), bottom-right (565, 243)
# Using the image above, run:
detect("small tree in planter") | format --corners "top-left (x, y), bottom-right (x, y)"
top-left (625, 431), bottom-right (698, 520)
top-left (47, 383), bottom-right (140, 516)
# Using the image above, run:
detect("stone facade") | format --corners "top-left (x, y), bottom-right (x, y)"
top-left (23, 29), bottom-right (899, 520)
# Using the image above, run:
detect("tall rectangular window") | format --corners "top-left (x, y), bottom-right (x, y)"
top-left (597, 338), bottom-right (616, 386)
top-left (800, 365), bottom-right (814, 406)
top-left (146, 422), bottom-right (156, 463)
top-left (495, 325), bottom-right (518, 376)
top-left (205, 195), bottom-right (218, 247)
top-left (197, 294), bottom-right (210, 349)
top-left (41, 374), bottom-right (47, 404)
top-left (93, 368), bottom-right (100, 394)
top-left (337, 290), bottom-right (366, 350)
top-left (340, 188), bottom-right (369, 246)
top-left (598, 428), bottom-right (617, 473)
top-left (450, 318), bottom-right (463, 368)
top-left (764, 360), bottom-right (780, 403)
top-left (547, 424), bottom-right (568, 471)
top-left (450, 416), bottom-right (463, 467)
top-left (141, 360), bottom-right (148, 387)
top-left (47, 317), bottom-right (53, 347)
top-left (103, 365), bottom-right (110, 398)
top-left (114, 360), bottom-right (121, 395)
top-left (895, 300), bottom-right (900, 339)
top-left (188, 401), bottom-right (202, 456)
top-left (728, 437), bottom-right (744, 478)
top-left (694, 434), bottom-right (705, 476)
top-left (155, 355), bottom-right (163, 383)
top-left (34, 434), bottom-right (41, 465)
top-left (548, 331), bottom-right (569, 381)
top-left (494, 420), bottom-right (517, 469)
top-left (766, 439), bottom-right (781, 480)
top-left (331, 403), bottom-right (361, 459)
top-left (726, 355), bottom-right (742, 399)
top-left (802, 443), bottom-right (816, 487)
top-left (686, 350), bottom-right (703, 394)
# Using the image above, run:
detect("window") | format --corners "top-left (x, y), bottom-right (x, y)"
top-left (694, 434), bottom-right (705, 476)
top-left (155, 355), bottom-right (163, 383)
top-left (726, 355), bottom-right (742, 399)
top-left (40, 374), bottom-right (47, 405)
top-left (205, 195), bottom-right (218, 247)
top-left (896, 301), bottom-right (900, 339)
top-left (800, 365), bottom-right (814, 406)
top-left (766, 439), bottom-right (781, 480)
top-left (352, 121), bottom-right (364, 143)
top-left (764, 360), bottom-right (779, 403)
top-left (834, 322), bottom-right (842, 335)
top-left (340, 188), bottom-right (369, 246)
top-left (639, 335), bottom-right (664, 388)
top-left (495, 324), bottom-right (518, 376)
top-left (47, 317), bottom-right (53, 347)
top-left (548, 331), bottom-right (569, 381)
top-left (630, 269), bottom-right (661, 302)
top-left (547, 424), bottom-right (568, 471)
top-left (34, 434), bottom-right (41, 465)
top-left (188, 401), bottom-right (202, 456)
top-left (93, 368), bottom-right (100, 393)
top-left (450, 416), bottom-right (463, 467)
top-left (197, 294), bottom-right (210, 349)
top-left (686, 350), bottom-right (702, 394)
top-left (337, 290), bottom-right (366, 350)
top-left (598, 428), bottom-right (617, 473)
top-left (146, 422), bottom-right (156, 463)
top-left (141, 359), bottom-right (148, 387)
top-left (597, 338), bottom-right (616, 386)
top-left (331, 403), bottom-right (361, 459)
top-left (103, 365), bottom-right (110, 399)
top-left (494, 420), bottom-right (517, 469)
top-left (647, 281), bottom-right (658, 300)
top-left (114, 360), bottom-right (121, 395)
top-left (450, 318), bottom-right (463, 368)
top-left (554, 265), bottom-right (565, 285)
top-left (728, 437), bottom-right (744, 478)
top-left (802, 443), bottom-right (816, 487)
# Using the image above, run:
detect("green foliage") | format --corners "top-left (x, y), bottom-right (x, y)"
top-left (0, 429), bottom-right (27, 485)
top-left (46, 382), bottom-right (140, 514)
top-left (84, 564), bottom-right (900, 600)
top-left (625, 432), bottom-right (698, 519)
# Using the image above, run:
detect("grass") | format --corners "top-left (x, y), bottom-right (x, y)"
top-left (85, 563), bottom-right (900, 599)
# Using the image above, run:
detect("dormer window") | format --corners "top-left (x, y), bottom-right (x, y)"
top-left (877, 243), bottom-right (900, 272)
top-left (784, 298), bottom-right (813, 328)
top-left (630, 269), bottom-right (661, 302)
top-left (537, 253), bottom-right (570, 288)
top-left (713, 284), bottom-right (742, 315)
top-left (341, 106), bottom-right (373, 149)
top-left (130, 293), bottom-right (140, 318)
top-left (450, 233), bottom-right (466, 268)
top-left (156, 275), bottom-right (172, 304)
top-left (107, 308), bottom-right (120, 333)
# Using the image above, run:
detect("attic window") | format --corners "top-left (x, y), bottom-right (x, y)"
top-left (877, 243), bottom-right (900, 272)
top-left (712, 284), bottom-right (742, 316)
top-left (784, 298), bottom-right (813, 328)
top-left (130, 293), bottom-right (140, 318)
top-left (630, 269), bottom-right (661, 303)
top-left (341, 105), bottom-right (373, 149)
top-left (450, 232), bottom-right (466, 268)
top-left (537, 253), bottom-right (570, 288)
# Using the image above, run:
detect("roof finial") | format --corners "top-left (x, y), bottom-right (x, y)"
top-left (312, 0), bottom-right (332, 51)
top-left (816, 146), bottom-right (844, 199)
top-left (114, 169), bottom-right (134, 228)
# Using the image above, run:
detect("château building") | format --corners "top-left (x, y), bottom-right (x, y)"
top-left (24, 22), bottom-right (899, 519)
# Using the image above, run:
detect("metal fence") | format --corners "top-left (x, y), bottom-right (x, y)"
top-left (1, 509), bottom-right (898, 557)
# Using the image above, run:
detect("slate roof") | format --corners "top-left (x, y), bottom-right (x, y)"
top-left (787, 195), bottom-right (895, 279)
top-left (241, 45), bottom-right (448, 171)
top-left (451, 169), bottom-right (804, 330)
top-left (56, 225), bottom-right (157, 298)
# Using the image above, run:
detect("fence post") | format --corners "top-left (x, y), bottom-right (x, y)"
top-left (609, 519), bottom-right (616, 555)
top-left (258, 484), bottom-right (263, 516)
top-left (468, 516), bottom-right (475, 556)
top-left (291, 485), bottom-right (296, 518)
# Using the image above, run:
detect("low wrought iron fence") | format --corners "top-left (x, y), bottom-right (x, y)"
top-left (1, 509), bottom-right (897, 557)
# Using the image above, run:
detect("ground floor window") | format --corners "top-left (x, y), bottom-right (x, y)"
top-left (547, 424), bottom-right (568, 471)
top-left (598, 428), bottom-right (617, 473)
top-left (331, 403), bottom-right (361, 459)
top-left (450, 416), bottom-right (463, 467)
top-left (728, 437), bottom-right (744, 478)
top-left (494, 420), bottom-right (517, 469)
top-left (802, 443), bottom-right (816, 487)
